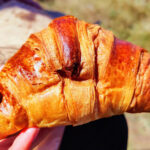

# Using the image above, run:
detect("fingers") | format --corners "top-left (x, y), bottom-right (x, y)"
top-left (31, 126), bottom-right (65, 150)
top-left (0, 135), bottom-right (17, 150)
top-left (0, 127), bottom-right (65, 150)
top-left (9, 128), bottom-right (40, 150)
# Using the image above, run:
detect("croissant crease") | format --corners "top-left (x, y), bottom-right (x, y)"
top-left (0, 16), bottom-right (149, 139)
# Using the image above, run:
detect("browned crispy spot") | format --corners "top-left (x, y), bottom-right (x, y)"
top-left (50, 16), bottom-right (81, 78)
top-left (0, 93), bottom-right (3, 103)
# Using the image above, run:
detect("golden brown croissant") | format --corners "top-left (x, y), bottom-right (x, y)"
top-left (0, 16), bottom-right (149, 139)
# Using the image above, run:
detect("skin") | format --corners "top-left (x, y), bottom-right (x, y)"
top-left (0, 127), bottom-right (64, 150)
top-left (0, 128), bottom-right (40, 150)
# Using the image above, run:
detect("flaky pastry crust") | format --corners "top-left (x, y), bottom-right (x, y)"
top-left (0, 16), bottom-right (149, 139)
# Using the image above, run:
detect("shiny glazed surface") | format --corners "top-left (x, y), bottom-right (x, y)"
top-left (0, 16), bottom-right (149, 139)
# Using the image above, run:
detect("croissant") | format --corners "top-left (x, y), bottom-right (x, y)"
top-left (0, 15), bottom-right (149, 139)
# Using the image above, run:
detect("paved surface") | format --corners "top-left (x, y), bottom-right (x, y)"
top-left (126, 113), bottom-right (150, 150)
top-left (0, 0), bottom-right (64, 65)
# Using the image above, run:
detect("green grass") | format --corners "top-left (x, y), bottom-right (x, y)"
top-left (35, 0), bottom-right (150, 50)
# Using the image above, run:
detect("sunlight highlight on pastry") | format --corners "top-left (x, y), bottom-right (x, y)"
top-left (0, 16), bottom-right (149, 139)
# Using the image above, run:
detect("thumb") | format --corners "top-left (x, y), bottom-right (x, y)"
top-left (9, 128), bottom-right (40, 150)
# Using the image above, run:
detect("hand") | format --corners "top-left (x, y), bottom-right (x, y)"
top-left (0, 128), bottom-right (40, 150)
top-left (0, 127), bottom-right (65, 150)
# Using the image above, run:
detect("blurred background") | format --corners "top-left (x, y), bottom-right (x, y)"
top-left (1, 0), bottom-right (150, 149)
top-left (35, 0), bottom-right (150, 150)
top-left (35, 0), bottom-right (150, 50)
